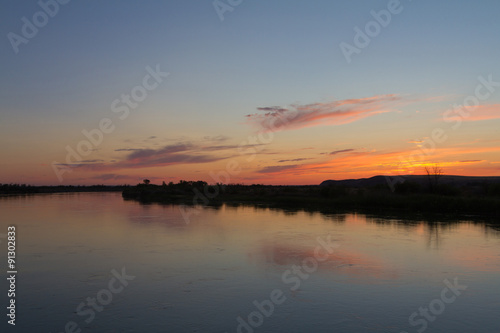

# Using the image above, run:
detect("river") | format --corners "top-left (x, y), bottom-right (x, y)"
top-left (0, 192), bottom-right (498, 332)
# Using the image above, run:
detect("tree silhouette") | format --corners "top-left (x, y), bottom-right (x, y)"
top-left (425, 165), bottom-right (443, 193)
top-left (143, 179), bottom-right (151, 185)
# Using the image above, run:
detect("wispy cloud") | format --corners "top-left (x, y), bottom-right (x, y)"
top-left (444, 104), bottom-right (500, 122)
top-left (458, 160), bottom-right (483, 163)
top-left (278, 158), bottom-right (313, 163)
top-left (126, 143), bottom-right (194, 160)
top-left (246, 94), bottom-right (402, 131)
top-left (115, 148), bottom-right (143, 152)
top-left (80, 159), bottom-right (104, 163)
top-left (256, 106), bottom-right (288, 113)
top-left (68, 142), bottom-right (235, 172)
top-left (328, 148), bottom-right (355, 155)
top-left (203, 135), bottom-right (230, 142)
top-left (257, 164), bottom-right (299, 174)
top-left (200, 144), bottom-right (250, 151)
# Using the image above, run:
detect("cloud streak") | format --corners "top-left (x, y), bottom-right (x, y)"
top-left (458, 160), bottom-right (483, 163)
top-left (251, 144), bottom-right (500, 181)
top-left (278, 158), bottom-right (312, 163)
top-left (246, 94), bottom-right (402, 132)
top-left (257, 164), bottom-right (299, 174)
top-left (329, 149), bottom-right (355, 155)
top-left (443, 104), bottom-right (500, 122)
top-left (69, 142), bottom-right (236, 172)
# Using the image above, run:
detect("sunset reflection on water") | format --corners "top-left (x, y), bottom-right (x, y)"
top-left (1, 192), bottom-right (499, 332)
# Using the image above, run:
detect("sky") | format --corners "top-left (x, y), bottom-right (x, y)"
top-left (1, 0), bottom-right (500, 185)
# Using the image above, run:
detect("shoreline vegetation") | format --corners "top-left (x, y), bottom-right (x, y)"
top-left (0, 184), bottom-right (127, 195)
top-left (120, 176), bottom-right (500, 219)
top-left (2, 174), bottom-right (500, 219)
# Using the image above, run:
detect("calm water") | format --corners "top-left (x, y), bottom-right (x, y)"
top-left (1, 192), bottom-right (499, 332)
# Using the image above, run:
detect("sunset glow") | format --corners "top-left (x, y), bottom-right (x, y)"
top-left (2, 1), bottom-right (499, 185)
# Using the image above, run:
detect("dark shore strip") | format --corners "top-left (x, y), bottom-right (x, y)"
top-left (0, 184), bottom-right (128, 195)
top-left (122, 182), bottom-right (500, 220)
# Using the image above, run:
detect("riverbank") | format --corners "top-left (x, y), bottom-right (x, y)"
top-left (0, 184), bottom-right (128, 195)
top-left (122, 182), bottom-right (500, 218)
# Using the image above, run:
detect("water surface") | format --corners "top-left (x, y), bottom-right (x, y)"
top-left (1, 192), bottom-right (499, 332)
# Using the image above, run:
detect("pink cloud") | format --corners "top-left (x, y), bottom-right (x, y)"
top-left (443, 104), bottom-right (500, 122)
top-left (246, 94), bottom-right (403, 131)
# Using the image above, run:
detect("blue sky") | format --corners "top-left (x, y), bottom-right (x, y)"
top-left (1, 0), bottom-right (500, 184)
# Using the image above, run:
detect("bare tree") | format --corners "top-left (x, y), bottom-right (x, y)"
top-left (425, 165), bottom-right (443, 193)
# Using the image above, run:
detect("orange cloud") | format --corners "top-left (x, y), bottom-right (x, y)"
top-left (250, 144), bottom-right (500, 183)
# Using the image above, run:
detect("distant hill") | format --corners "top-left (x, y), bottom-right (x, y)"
top-left (320, 175), bottom-right (500, 187)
